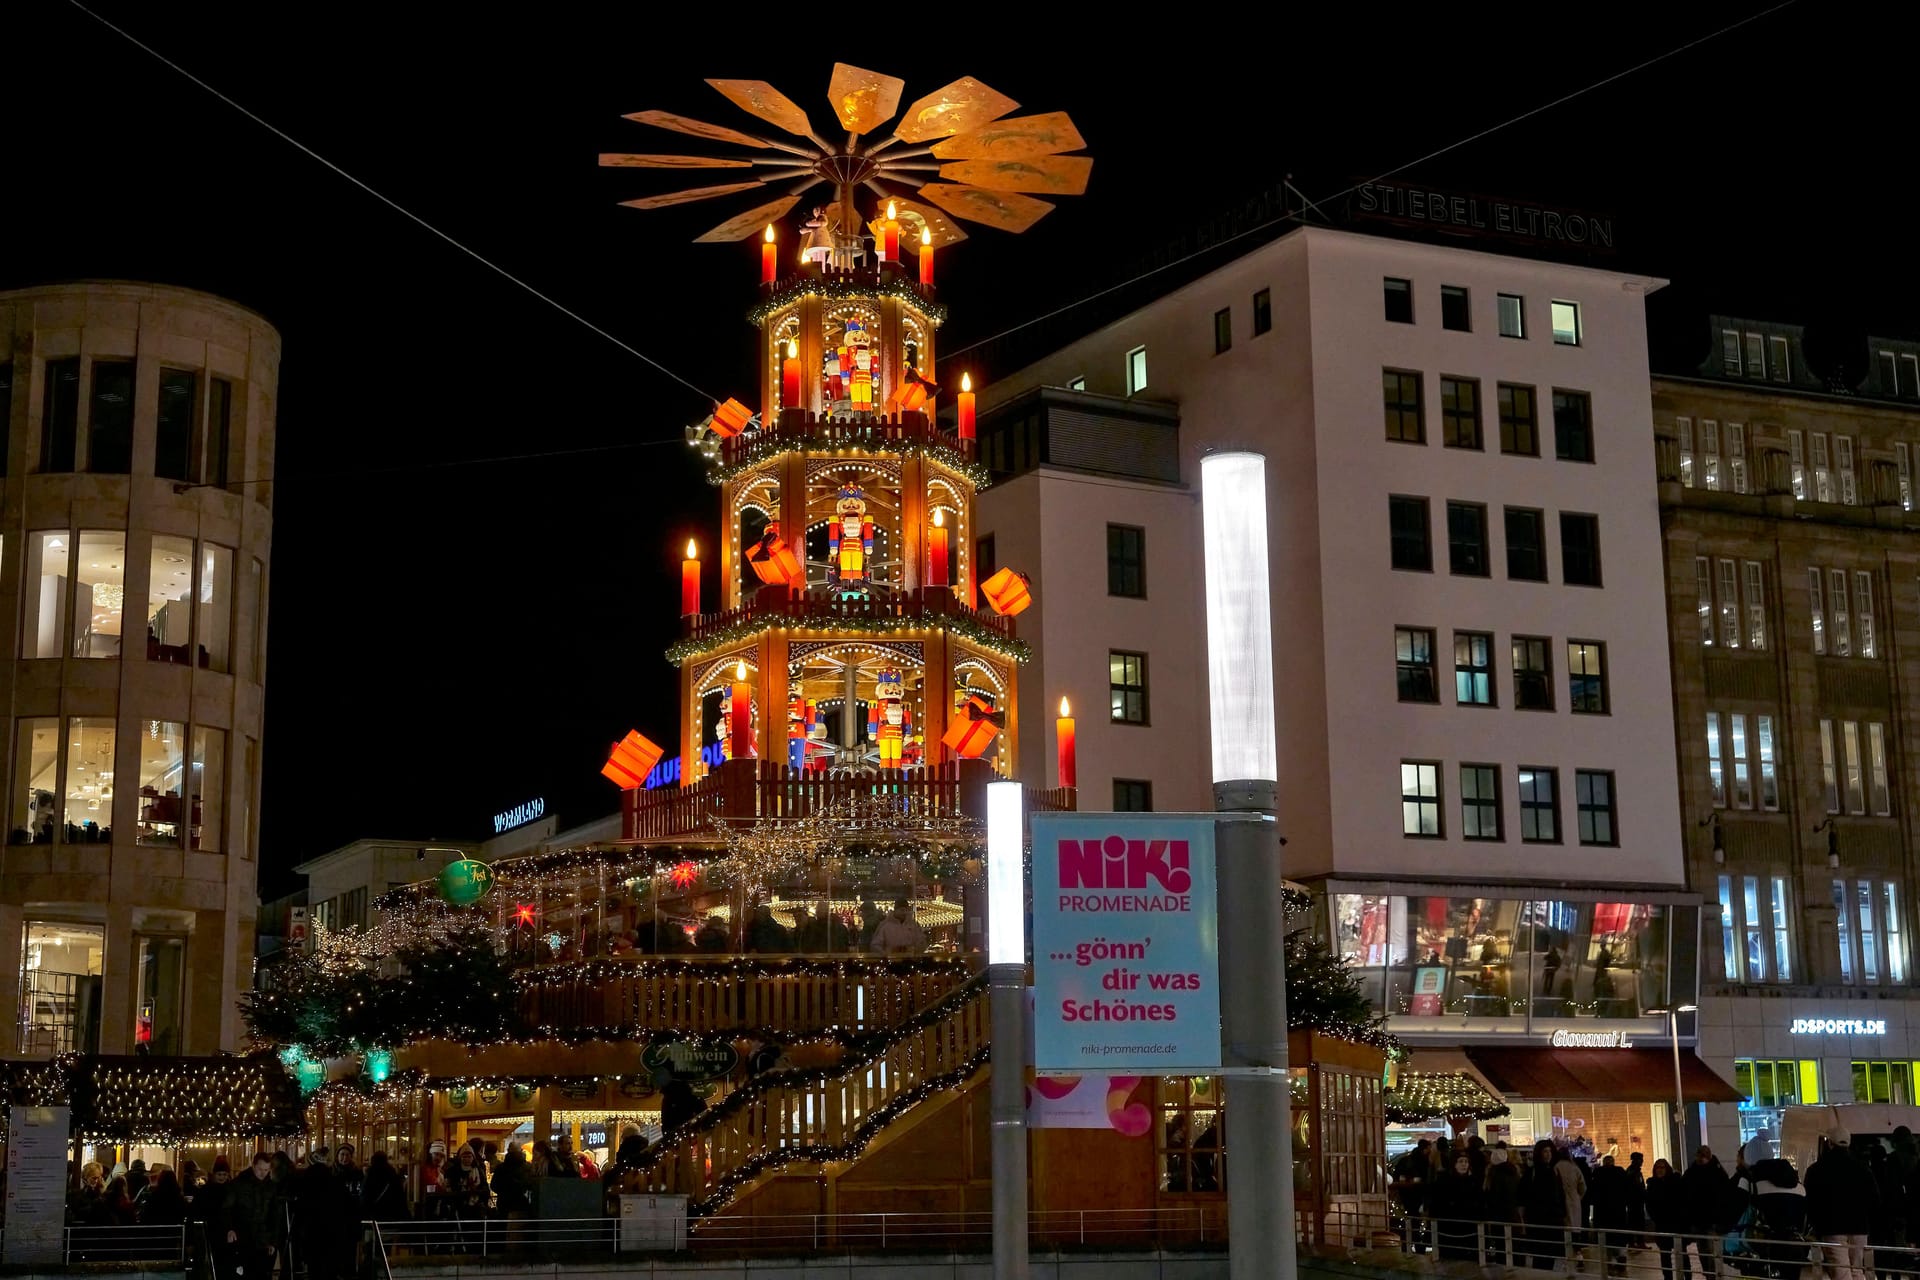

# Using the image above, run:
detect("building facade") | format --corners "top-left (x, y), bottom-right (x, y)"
top-left (1657, 318), bottom-right (1920, 1151)
top-left (0, 282), bottom-right (278, 1056)
top-left (981, 225), bottom-right (1718, 1162)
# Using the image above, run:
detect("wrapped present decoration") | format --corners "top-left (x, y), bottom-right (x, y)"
top-left (709, 397), bottom-right (754, 438)
top-left (980, 566), bottom-right (1032, 616)
top-left (601, 730), bottom-right (664, 789)
top-left (745, 521), bottom-right (804, 586)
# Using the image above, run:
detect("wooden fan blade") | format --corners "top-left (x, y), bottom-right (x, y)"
top-left (623, 110), bottom-right (771, 149)
top-left (866, 198), bottom-right (967, 253)
top-left (619, 181), bottom-right (766, 211)
top-left (706, 79), bottom-right (813, 137)
top-left (695, 195), bottom-right (802, 243)
top-left (827, 63), bottom-right (905, 134)
top-left (937, 155), bottom-right (1092, 196)
top-left (599, 153), bottom-right (752, 169)
top-left (894, 77), bottom-right (1019, 144)
top-left (917, 183), bottom-right (1054, 233)
top-left (930, 112), bottom-right (1086, 160)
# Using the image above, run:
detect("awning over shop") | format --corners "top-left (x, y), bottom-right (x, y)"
top-left (1387, 1048), bottom-right (1511, 1124)
top-left (1466, 1046), bottom-right (1743, 1104)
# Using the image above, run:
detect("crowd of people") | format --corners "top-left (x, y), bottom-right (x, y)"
top-left (1392, 1126), bottom-right (1920, 1280)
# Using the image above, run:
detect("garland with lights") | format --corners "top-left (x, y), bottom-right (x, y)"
top-left (745, 274), bottom-right (946, 329)
top-left (709, 432), bottom-right (989, 491)
top-left (518, 954), bottom-right (971, 989)
top-left (0, 1053), bottom-right (304, 1143)
top-left (1384, 1072), bottom-right (1510, 1124)
top-left (667, 609), bottom-right (1028, 667)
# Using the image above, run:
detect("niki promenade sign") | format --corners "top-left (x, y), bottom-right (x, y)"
top-left (1030, 814), bottom-right (1221, 1074)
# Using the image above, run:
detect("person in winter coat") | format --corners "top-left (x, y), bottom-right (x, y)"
top-left (490, 1145), bottom-right (536, 1219)
top-left (1392, 1140), bottom-right (1433, 1251)
top-left (1744, 1156), bottom-right (1810, 1280)
top-left (746, 903), bottom-right (792, 954)
top-left (1806, 1129), bottom-right (1879, 1280)
top-left (693, 914), bottom-right (729, 953)
top-left (138, 1169), bottom-right (188, 1226)
top-left (1427, 1150), bottom-right (1488, 1261)
top-left (1555, 1147), bottom-right (1589, 1259)
top-left (222, 1154), bottom-right (281, 1280)
top-left (361, 1151), bottom-right (409, 1222)
top-left (1483, 1144), bottom-right (1522, 1262)
top-left (869, 900), bottom-right (928, 956)
top-left (1646, 1159), bottom-right (1690, 1280)
top-left (1682, 1146), bottom-right (1732, 1278)
top-left (1864, 1142), bottom-right (1908, 1270)
top-left (1588, 1154), bottom-right (1633, 1267)
top-left (1520, 1140), bottom-right (1570, 1270)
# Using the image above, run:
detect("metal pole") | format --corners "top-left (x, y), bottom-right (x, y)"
top-left (990, 961), bottom-right (1030, 1280)
top-left (1669, 1010), bottom-right (1687, 1161)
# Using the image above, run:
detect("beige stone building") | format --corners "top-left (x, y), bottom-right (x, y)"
top-left (0, 282), bottom-right (277, 1056)
top-left (1657, 316), bottom-right (1920, 1149)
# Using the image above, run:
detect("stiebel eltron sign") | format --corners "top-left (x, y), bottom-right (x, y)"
top-left (1030, 814), bottom-right (1222, 1074)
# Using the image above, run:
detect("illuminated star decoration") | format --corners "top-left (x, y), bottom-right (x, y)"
top-left (669, 860), bottom-right (701, 890)
top-left (514, 903), bottom-right (537, 928)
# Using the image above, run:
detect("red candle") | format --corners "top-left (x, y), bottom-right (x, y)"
top-left (1056, 697), bottom-right (1077, 789)
top-left (681, 540), bottom-right (700, 616)
top-left (957, 372), bottom-right (976, 440)
top-left (730, 660), bottom-right (753, 758)
top-left (928, 509), bottom-right (950, 587)
top-left (882, 202), bottom-right (900, 263)
top-left (918, 226), bottom-right (934, 287)
top-left (781, 338), bottom-right (802, 410)
top-left (761, 224), bottom-right (777, 284)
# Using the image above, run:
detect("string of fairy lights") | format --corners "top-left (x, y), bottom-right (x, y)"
top-left (664, 607), bottom-right (1027, 666)
top-left (0, 1053), bottom-right (304, 1144)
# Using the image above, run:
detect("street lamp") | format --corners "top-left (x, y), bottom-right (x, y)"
top-left (1645, 1005), bottom-right (1699, 1163)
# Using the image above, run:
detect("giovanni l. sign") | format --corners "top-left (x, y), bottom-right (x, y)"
top-left (1550, 1029), bottom-right (1634, 1049)
top-left (1029, 813), bottom-right (1222, 1074)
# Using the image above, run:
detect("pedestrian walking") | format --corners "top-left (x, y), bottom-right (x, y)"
top-left (1807, 1129), bottom-right (1879, 1280)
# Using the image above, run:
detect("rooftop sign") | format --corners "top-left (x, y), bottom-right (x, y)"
top-left (1550, 1029), bottom-right (1634, 1049)
top-left (492, 797), bottom-right (546, 834)
top-left (1354, 183), bottom-right (1615, 251)
top-left (1791, 1018), bottom-right (1886, 1035)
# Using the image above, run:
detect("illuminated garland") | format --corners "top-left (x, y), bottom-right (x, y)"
top-left (518, 955), bottom-right (971, 989)
top-left (666, 610), bottom-right (1029, 666)
top-left (709, 433), bottom-right (989, 490)
top-left (1385, 1072), bottom-right (1510, 1124)
top-left (0, 1053), bottom-right (305, 1143)
top-left (745, 275), bottom-right (946, 328)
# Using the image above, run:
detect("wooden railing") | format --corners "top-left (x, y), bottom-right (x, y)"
top-left (682, 585), bottom-right (1013, 644)
top-left (718, 408), bottom-right (967, 469)
top-left (517, 958), bottom-right (976, 1039)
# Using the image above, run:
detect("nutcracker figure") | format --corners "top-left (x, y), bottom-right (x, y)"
top-left (874, 670), bottom-right (905, 766)
top-left (828, 484), bottom-right (875, 590)
top-left (844, 319), bottom-right (875, 410)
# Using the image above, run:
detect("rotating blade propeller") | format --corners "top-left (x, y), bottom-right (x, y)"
top-left (619, 181), bottom-right (766, 210)
top-left (707, 79), bottom-right (814, 137)
top-left (893, 76), bottom-right (1019, 144)
top-left (622, 110), bottom-right (771, 149)
top-left (827, 63), bottom-right (905, 134)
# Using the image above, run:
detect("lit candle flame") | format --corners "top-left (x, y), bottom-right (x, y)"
top-left (763, 224), bottom-right (774, 243)
top-left (933, 508), bottom-right (944, 528)
top-left (736, 659), bottom-right (747, 680)
top-left (887, 200), bottom-right (897, 220)
top-left (961, 372), bottom-right (972, 393)
top-left (685, 540), bottom-right (697, 559)
top-left (1059, 696), bottom-right (1071, 718)
top-left (787, 338), bottom-right (798, 358)
top-left (921, 226), bottom-right (932, 247)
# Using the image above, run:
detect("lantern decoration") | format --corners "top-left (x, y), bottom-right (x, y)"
top-left (928, 508), bottom-right (950, 587)
top-left (956, 371), bottom-right (976, 439)
top-left (745, 520), bottom-right (804, 587)
top-left (781, 338), bottom-right (802, 410)
top-left (919, 225), bottom-right (934, 287)
top-left (874, 670), bottom-right (906, 765)
top-left (513, 903), bottom-right (537, 928)
top-left (681, 540), bottom-right (701, 616)
top-left (668, 860), bottom-right (700, 890)
top-left (729, 659), bottom-right (754, 759)
top-left (761, 223), bottom-right (777, 284)
top-left (1056, 696), bottom-right (1077, 789)
top-left (941, 691), bottom-right (1002, 759)
top-left (844, 319), bottom-right (875, 411)
top-left (828, 484), bottom-right (875, 591)
top-left (880, 201), bottom-right (901, 262)
top-left (980, 566), bottom-right (1032, 616)
top-left (710, 397), bottom-right (754, 438)
top-left (602, 730), bottom-right (665, 789)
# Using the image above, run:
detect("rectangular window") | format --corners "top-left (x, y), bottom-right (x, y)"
top-left (1722, 330), bottom-right (1743, 375)
top-left (1454, 631), bottom-right (1494, 706)
top-left (1899, 443), bottom-right (1913, 511)
top-left (23, 531), bottom-right (69, 660)
top-left (1745, 562), bottom-right (1767, 650)
top-left (975, 533), bottom-right (996, 584)
top-left (198, 542), bottom-right (235, 673)
top-left (10, 718), bottom-right (57, 845)
top-left (190, 726), bottom-right (226, 852)
top-left (239, 736), bottom-right (256, 858)
top-left (1744, 332), bottom-right (1766, 379)
top-left (1789, 429), bottom-right (1806, 499)
top-left (1383, 369), bottom-right (1424, 443)
top-left (1447, 501), bottom-right (1488, 576)
top-left (1251, 289), bottom-right (1271, 336)
top-left (1552, 389), bottom-right (1594, 462)
top-left (1395, 627), bottom-right (1438, 703)
top-left (1576, 770), bottom-right (1616, 846)
top-left (1837, 436), bottom-right (1857, 505)
top-left (1718, 559), bottom-right (1742, 648)
top-left (1155, 1077), bottom-right (1223, 1193)
top-left (1113, 778), bottom-right (1153, 813)
top-left (1731, 712), bottom-right (1752, 808)
top-left (1213, 307), bottom-right (1232, 355)
top-left (1888, 883), bottom-right (1907, 983)
top-left (147, 534), bottom-right (194, 664)
top-left (1109, 651), bottom-right (1149, 725)
top-left (1440, 376), bottom-right (1481, 449)
top-left (1107, 524), bottom-right (1146, 598)
top-left (250, 557), bottom-right (267, 682)
top-left (1125, 346), bottom-right (1147, 396)
top-left (1869, 722), bottom-right (1891, 817)
top-left (63, 716), bottom-right (115, 844)
top-left (1701, 420), bottom-right (1721, 490)
top-left (1504, 507), bottom-right (1546, 581)
top-left (19, 921), bottom-right (104, 1055)
top-left (1812, 432), bottom-right (1833, 502)
top-left (1843, 720), bottom-right (1866, 814)
top-left (136, 720), bottom-right (188, 846)
top-left (1441, 285), bottom-right (1471, 332)
top-left (1559, 513), bottom-right (1602, 586)
top-left (206, 378), bottom-right (233, 490)
top-left (1513, 636), bottom-right (1552, 711)
top-left (1770, 335), bottom-right (1790, 382)
top-left (1773, 876), bottom-right (1793, 981)
top-left (1810, 568), bottom-right (1826, 654)
top-left (1497, 383), bottom-right (1538, 455)
top-left (1383, 277), bottom-right (1413, 324)
top-left (1728, 423), bottom-right (1748, 494)
top-left (1758, 715), bottom-right (1779, 811)
top-left (1698, 558), bottom-right (1715, 645)
top-left (70, 530), bottom-right (127, 660)
top-left (1820, 719), bottom-right (1840, 813)
top-left (1497, 293), bottom-right (1525, 338)
top-left (1854, 571), bottom-right (1876, 658)
top-left (1719, 875), bottom-right (1740, 980)
top-left (1743, 877), bottom-right (1767, 980)
top-left (1678, 416), bottom-right (1695, 487)
top-left (1400, 761), bottom-right (1440, 837)
top-left (1550, 300), bottom-right (1581, 345)
top-left (1388, 496), bottom-right (1431, 572)
top-left (1859, 881), bottom-right (1881, 985)
top-left (1568, 641), bottom-right (1607, 714)
top-left (1829, 568), bottom-right (1852, 656)
top-left (87, 359), bottom-right (135, 474)
top-left (1460, 764), bottom-right (1500, 840)
top-left (134, 934), bottom-right (186, 1054)
top-left (1518, 767), bottom-right (1559, 842)
top-left (40, 357), bottom-right (80, 473)
top-left (155, 368), bottom-right (198, 483)
top-left (1708, 713), bottom-right (1726, 807)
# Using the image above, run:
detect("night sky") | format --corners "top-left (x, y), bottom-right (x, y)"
top-left (7, 2), bottom-right (1908, 893)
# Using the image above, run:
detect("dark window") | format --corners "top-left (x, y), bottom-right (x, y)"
top-left (207, 377), bottom-right (233, 489)
top-left (1400, 761), bottom-right (1441, 837)
top-left (1497, 383), bottom-right (1538, 456)
top-left (1110, 651), bottom-right (1149, 725)
top-left (1384, 278), bottom-right (1413, 324)
top-left (1396, 627), bottom-right (1438, 703)
top-left (1383, 369), bottom-right (1424, 443)
top-left (1568, 641), bottom-right (1608, 714)
top-left (1553, 389), bottom-right (1594, 463)
top-left (1441, 285), bottom-right (1471, 332)
top-left (1513, 636), bottom-right (1553, 710)
top-left (1252, 289), bottom-right (1271, 336)
top-left (976, 534), bottom-right (997, 582)
top-left (41, 357), bottom-right (80, 473)
top-left (1213, 307), bottom-right (1232, 355)
top-left (1560, 513), bottom-right (1602, 586)
top-left (1389, 496), bottom-right (1431, 572)
top-left (1113, 779), bottom-right (1154, 812)
top-left (1446, 501), bottom-right (1488, 576)
top-left (88, 360), bottom-right (135, 474)
top-left (1576, 770), bottom-right (1617, 845)
top-left (1518, 767), bottom-right (1560, 842)
top-left (1454, 631), bottom-right (1494, 706)
top-left (1497, 293), bottom-right (1525, 338)
top-left (0, 361), bottom-right (11, 476)
top-left (1504, 507), bottom-right (1547, 581)
top-left (1107, 524), bottom-right (1146, 598)
top-left (1440, 377), bottom-right (1481, 450)
top-left (1461, 764), bottom-right (1501, 840)
top-left (156, 369), bottom-right (197, 483)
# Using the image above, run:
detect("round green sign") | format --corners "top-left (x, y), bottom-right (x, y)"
top-left (437, 858), bottom-right (495, 905)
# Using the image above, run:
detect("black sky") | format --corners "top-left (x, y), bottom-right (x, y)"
top-left (7, 2), bottom-right (1910, 893)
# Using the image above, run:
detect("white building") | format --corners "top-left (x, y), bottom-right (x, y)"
top-left (980, 224), bottom-right (1729, 1158)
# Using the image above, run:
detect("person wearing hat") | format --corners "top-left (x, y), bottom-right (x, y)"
top-left (221, 1153), bottom-right (280, 1280)
top-left (1806, 1127), bottom-right (1879, 1280)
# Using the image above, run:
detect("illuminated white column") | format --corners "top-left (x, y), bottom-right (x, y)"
top-left (986, 779), bottom-right (1029, 1280)
top-left (1201, 450), bottom-right (1294, 1280)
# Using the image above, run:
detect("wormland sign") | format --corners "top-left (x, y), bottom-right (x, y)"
top-left (1030, 813), bottom-right (1221, 1075)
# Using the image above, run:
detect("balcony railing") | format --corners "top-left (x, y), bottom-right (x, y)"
top-left (682, 585), bottom-right (1012, 644)
top-left (718, 408), bottom-right (970, 470)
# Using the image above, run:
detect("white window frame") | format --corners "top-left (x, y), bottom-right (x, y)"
top-left (1722, 330), bottom-right (1742, 375)
top-left (1124, 346), bottom-right (1148, 396)
top-left (1883, 351), bottom-right (1901, 395)
top-left (1678, 417), bottom-right (1695, 487)
top-left (1697, 558), bottom-right (1715, 646)
top-left (1720, 874), bottom-right (1793, 983)
top-left (1728, 423), bottom-right (1748, 494)
top-left (1744, 332), bottom-right (1766, 378)
top-left (1812, 432), bottom-right (1833, 502)
top-left (1810, 567), bottom-right (1826, 654)
top-left (1837, 435), bottom-right (1858, 505)
top-left (1769, 336), bottom-right (1790, 382)
top-left (1707, 712), bottom-right (1726, 807)
top-left (1789, 429), bottom-right (1807, 499)
top-left (1836, 878), bottom-right (1905, 987)
top-left (1745, 561), bottom-right (1767, 650)
top-left (1701, 420), bottom-right (1721, 491)
top-left (1906, 354), bottom-right (1920, 399)
top-left (1843, 719), bottom-right (1866, 814)
top-left (1820, 718), bottom-right (1839, 813)
top-left (1550, 300), bottom-right (1581, 346)
top-left (1718, 558), bottom-right (1741, 647)
top-left (1869, 722), bottom-right (1891, 817)
top-left (1854, 571), bottom-right (1876, 658)
top-left (1757, 714), bottom-right (1779, 810)
top-left (1898, 442), bottom-right (1912, 510)
top-left (1497, 293), bottom-right (1525, 339)
top-left (1730, 712), bottom-right (1753, 808)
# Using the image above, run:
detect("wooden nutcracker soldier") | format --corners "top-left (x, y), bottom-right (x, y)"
top-left (829, 484), bottom-right (874, 591)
